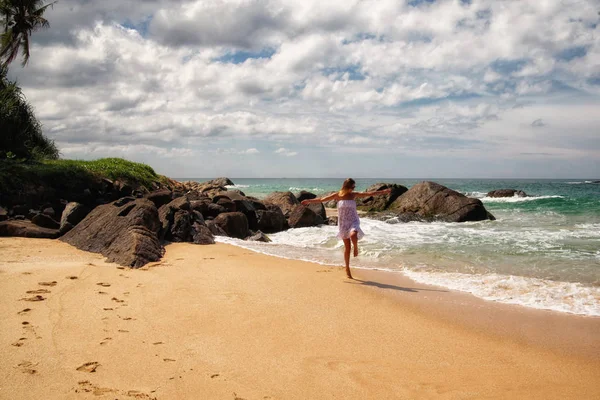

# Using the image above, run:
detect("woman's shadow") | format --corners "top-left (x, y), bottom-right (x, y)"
top-left (347, 279), bottom-right (448, 293)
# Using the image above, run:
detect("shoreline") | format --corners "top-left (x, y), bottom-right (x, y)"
top-left (1, 238), bottom-right (599, 399)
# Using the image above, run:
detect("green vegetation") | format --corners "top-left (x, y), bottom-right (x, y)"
top-left (0, 158), bottom-right (169, 196)
top-left (0, 67), bottom-right (59, 160)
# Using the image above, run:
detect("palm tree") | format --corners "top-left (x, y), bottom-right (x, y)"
top-left (0, 0), bottom-right (56, 68)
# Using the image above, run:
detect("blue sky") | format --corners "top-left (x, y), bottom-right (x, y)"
top-left (9, 0), bottom-right (600, 178)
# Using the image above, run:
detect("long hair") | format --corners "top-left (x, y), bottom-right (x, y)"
top-left (338, 178), bottom-right (356, 197)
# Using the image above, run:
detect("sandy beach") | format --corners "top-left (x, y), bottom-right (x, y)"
top-left (1, 237), bottom-right (599, 400)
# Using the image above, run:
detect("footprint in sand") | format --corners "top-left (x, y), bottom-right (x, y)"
top-left (119, 316), bottom-right (134, 321)
top-left (66, 276), bottom-right (78, 280)
top-left (152, 342), bottom-right (164, 345)
top-left (103, 308), bottom-right (114, 311)
top-left (100, 337), bottom-right (112, 345)
top-left (18, 308), bottom-right (31, 315)
top-left (26, 289), bottom-right (51, 294)
top-left (96, 282), bottom-right (111, 287)
top-left (76, 362), bottom-right (100, 373)
top-left (17, 361), bottom-right (38, 374)
top-left (20, 295), bottom-right (45, 302)
top-left (163, 358), bottom-right (176, 362)
top-left (111, 297), bottom-right (125, 303)
top-left (118, 329), bottom-right (129, 333)
top-left (11, 338), bottom-right (27, 347)
top-left (97, 291), bottom-right (108, 295)
top-left (21, 272), bottom-right (32, 275)
top-left (38, 281), bottom-right (57, 287)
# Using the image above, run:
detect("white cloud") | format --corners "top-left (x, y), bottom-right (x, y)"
top-left (5, 0), bottom-right (599, 178)
top-left (275, 148), bottom-right (298, 157)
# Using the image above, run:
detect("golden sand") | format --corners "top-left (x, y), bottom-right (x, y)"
top-left (1, 238), bottom-right (599, 399)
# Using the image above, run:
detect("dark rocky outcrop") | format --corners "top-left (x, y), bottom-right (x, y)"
top-left (214, 212), bottom-right (249, 239)
top-left (388, 181), bottom-right (495, 222)
top-left (0, 220), bottom-right (60, 239)
top-left (60, 198), bottom-right (164, 268)
top-left (307, 203), bottom-right (327, 221)
top-left (59, 202), bottom-right (90, 235)
top-left (206, 220), bottom-right (228, 236)
top-left (296, 191), bottom-right (317, 202)
top-left (263, 191), bottom-right (299, 217)
top-left (158, 197), bottom-right (213, 244)
top-left (145, 190), bottom-right (173, 208)
top-left (356, 183), bottom-right (408, 211)
top-left (206, 177), bottom-right (234, 187)
top-left (247, 230), bottom-right (272, 243)
top-left (31, 213), bottom-right (60, 229)
top-left (487, 189), bottom-right (527, 198)
top-left (0, 206), bottom-right (7, 221)
top-left (256, 204), bottom-right (288, 233)
top-left (287, 205), bottom-right (324, 228)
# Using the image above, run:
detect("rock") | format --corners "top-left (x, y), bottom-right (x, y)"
top-left (192, 223), bottom-right (215, 244)
top-left (205, 177), bottom-right (234, 187)
top-left (287, 205), bottom-right (324, 228)
top-left (59, 202), bottom-right (90, 235)
top-left (256, 204), bottom-right (288, 233)
top-left (245, 197), bottom-right (267, 211)
top-left (205, 203), bottom-right (227, 219)
top-left (487, 189), bottom-right (527, 198)
top-left (388, 181), bottom-right (494, 222)
top-left (145, 190), bottom-right (173, 208)
top-left (0, 220), bottom-right (60, 239)
top-left (214, 212), bottom-right (249, 239)
top-left (12, 205), bottom-right (28, 217)
top-left (263, 192), bottom-right (299, 217)
top-left (307, 203), bottom-right (327, 221)
top-left (0, 207), bottom-right (7, 221)
top-left (190, 199), bottom-right (211, 215)
top-left (158, 197), bottom-right (201, 242)
top-left (296, 191), bottom-right (317, 202)
top-left (31, 213), bottom-right (60, 229)
top-left (326, 216), bottom-right (338, 226)
top-left (169, 209), bottom-right (193, 242)
top-left (60, 198), bottom-right (163, 268)
top-left (247, 231), bottom-right (271, 242)
top-left (206, 220), bottom-right (228, 236)
top-left (42, 207), bottom-right (56, 218)
top-left (216, 198), bottom-right (236, 212)
top-left (356, 183), bottom-right (408, 211)
top-left (231, 198), bottom-right (258, 231)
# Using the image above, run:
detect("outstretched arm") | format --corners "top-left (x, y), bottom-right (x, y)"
top-left (353, 188), bottom-right (392, 199)
top-left (301, 192), bottom-right (338, 205)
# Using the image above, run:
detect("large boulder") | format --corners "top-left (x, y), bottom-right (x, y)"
top-left (256, 204), bottom-right (287, 233)
top-left (356, 183), bottom-right (408, 211)
top-left (0, 206), bottom-right (7, 221)
top-left (59, 202), bottom-right (90, 235)
top-left (296, 191), bottom-right (317, 202)
top-left (145, 190), bottom-right (173, 208)
top-left (307, 203), bottom-right (327, 221)
top-left (322, 191), bottom-right (339, 208)
top-left (205, 177), bottom-right (234, 187)
top-left (287, 205), bottom-right (324, 228)
top-left (263, 192), bottom-right (299, 217)
top-left (60, 198), bottom-right (163, 268)
top-left (158, 197), bottom-right (213, 244)
top-left (31, 213), bottom-right (60, 229)
top-left (487, 189), bottom-right (527, 198)
top-left (214, 212), bottom-right (249, 239)
top-left (388, 181), bottom-right (495, 222)
top-left (0, 220), bottom-right (60, 239)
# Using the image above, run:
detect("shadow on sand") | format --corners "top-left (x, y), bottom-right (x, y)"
top-left (347, 279), bottom-right (449, 293)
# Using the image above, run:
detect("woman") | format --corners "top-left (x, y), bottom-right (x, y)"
top-left (301, 179), bottom-right (391, 279)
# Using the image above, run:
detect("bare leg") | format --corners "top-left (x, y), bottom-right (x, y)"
top-left (350, 230), bottom-right (359, 257)
top-left (343, 238), bottom-right (353, 279)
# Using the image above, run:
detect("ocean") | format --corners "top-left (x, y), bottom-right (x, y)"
top-left (182, 178), bottom-right (600, 317)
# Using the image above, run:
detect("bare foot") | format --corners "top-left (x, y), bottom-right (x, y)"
top-left (345, 267), bottom-right (353, 279)
top-left (353, 247), bottom-right (359, 257)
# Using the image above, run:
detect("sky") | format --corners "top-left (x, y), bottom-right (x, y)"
top-left (8, 0), bottom-right (600, 178)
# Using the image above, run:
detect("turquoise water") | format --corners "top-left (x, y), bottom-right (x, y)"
top-left (184, 178), bottom-right (600, 315)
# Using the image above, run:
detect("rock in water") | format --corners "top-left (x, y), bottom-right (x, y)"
top-left (263, 192), bottom-right (299, 217)
top-left (287, 205), bottom-right (324, 228)
top-left (60, 198), bottom-right (163, 268)
top-left (214, 212), bottom-right (249, 239)
top-left (388, 181), bottom-right (494, 222)
top-left (356, 183), bottom-right (408, 211)
top-left (486, 189), bottom-right (527, 198)
top-left (256, 204), bottom-right (287, 233)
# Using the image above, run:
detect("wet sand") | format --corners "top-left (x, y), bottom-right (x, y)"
top-left (1, 237), bottom-right (599, 399)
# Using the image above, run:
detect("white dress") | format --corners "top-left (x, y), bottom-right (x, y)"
top-left (336, 199), bottom-right (364, 240)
